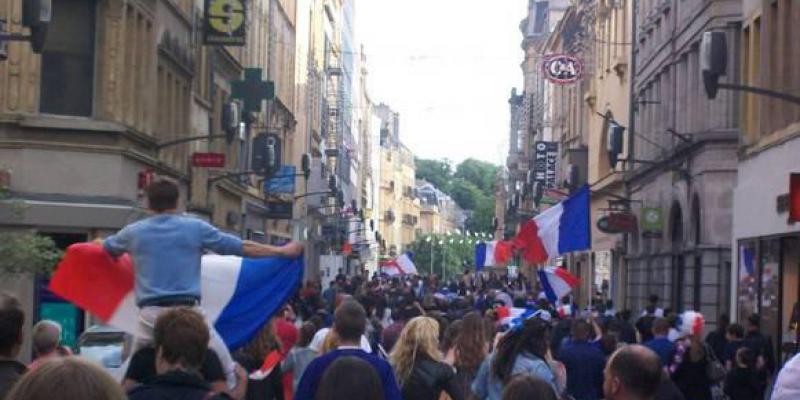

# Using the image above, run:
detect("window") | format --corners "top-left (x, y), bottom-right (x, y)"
top-left (40, 0), bottom-right (96, 116)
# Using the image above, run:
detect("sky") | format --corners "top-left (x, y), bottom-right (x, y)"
top-left (356, 0), bottom-right (527, 165)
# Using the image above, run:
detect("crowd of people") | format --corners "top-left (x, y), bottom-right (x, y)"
top-left (1, 179), bottom-right (799, 400)
top-left (3, 271), bottom-right (800, 400)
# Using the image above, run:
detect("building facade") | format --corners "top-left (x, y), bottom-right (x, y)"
top-left (731, 0), bottom-right (800, 362)
top-left (623, 0), bottom-right (740, 327)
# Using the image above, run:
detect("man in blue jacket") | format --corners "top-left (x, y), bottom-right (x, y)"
top-left (295, 300), bottom-right (401, 400)
top-left (557, 319), bottom-right (606, 400)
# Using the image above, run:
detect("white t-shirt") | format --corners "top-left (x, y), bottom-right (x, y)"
top-left (308, 327), bottom-right (372, 353)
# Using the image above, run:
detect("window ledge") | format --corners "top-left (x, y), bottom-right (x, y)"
top-left (19, 115), bottom-right (126, 132)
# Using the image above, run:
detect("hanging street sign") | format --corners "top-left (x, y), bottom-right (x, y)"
top-left (542, 54), bottom-right (583, 84)
top-left (191, 152), bottom-right (226, 168)
top-left (641, 207), bottom-right (664, 238)
top-left (204, 0), bottom-right (247, 46)
top-left (264, 201), bottom-right (293, 219)
top-left (533, 141), bottom-right (559, 189)
top-left (597, 213), bottom-right (638, 234)
top-left (231, 68), bottom-right (275, 114)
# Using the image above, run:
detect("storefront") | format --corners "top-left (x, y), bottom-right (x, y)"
top-left (733, 137), bottom-right (800, 365)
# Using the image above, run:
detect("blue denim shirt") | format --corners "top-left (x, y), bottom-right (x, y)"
top-left (472, 352), bottom-right (557, 400)
top-left (103, 214), bottom-right (243, 305)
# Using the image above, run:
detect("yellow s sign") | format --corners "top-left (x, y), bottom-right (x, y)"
top-left (208, 0), bottom-right (244, 34)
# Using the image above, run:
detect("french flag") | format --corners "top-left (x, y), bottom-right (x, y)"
top-left (49, 243), bottom-right (303, 350)
top-left (514, 185), bottom-right (591, 264)
top-left (537, 267), bottom-right (581, 303)
top-left (474, 241), bottom-right (513, 270)
top-left (379, 252), bottom-right (417, 276)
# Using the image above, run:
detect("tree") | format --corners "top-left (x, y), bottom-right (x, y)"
top-left (407, 234), bottom-right (477, 280)
top-left (415, 158), bottom-right (453, 192)
top-left (454, 158), bottom-right (497, 195)
top-left (0, 187), bottom-right (63, 276)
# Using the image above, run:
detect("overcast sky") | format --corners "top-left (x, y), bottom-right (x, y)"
top-left (357, 0), bottom-right (527, 165)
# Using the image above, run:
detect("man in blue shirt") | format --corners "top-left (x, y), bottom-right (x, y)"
top-left (557, 319), bottom-right (606, 400)
top-left (643, 318), bottom-right (675, 369)
top-left (102, 179), bottom-right (304, 387)
top-left (295, 300), bottom-right (401, 400)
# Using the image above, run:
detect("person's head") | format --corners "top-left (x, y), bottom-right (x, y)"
top-left (333, 300), bottom-right (366, 344)
top-left (717, 313), bottom-right (730, 331)
top-left (492, 317), bottom-right (550, 384)
top-left (153, 308), bottom-right (209, 373)
top-left (736, 346), bottom-right (757, 369)
top-left (603, 345), bottom-right (662, 400)
top-left (242, 319), bottom-right (280, 362)
top-left (0, 292), bottom-right (24, 358)
top-left (726, 323), bottom-right (745, 341)
top-left (651, 318), bottom-right (670, 337)
top-left (454, 311), bottom-right (488, 371)
top-left (747, 313), bottom-right (761, 332)
top-left (648, 294), bottom-right (659, 306)
top-left (298, 322), bottom-right (317, 348)
top-left (6, 356), bottom-right (126, 400)
top-left (32, 320), bottom-right (62, 357)
top-left (501, 375), bottom-right (559, 400)
top-left (571, 319), bottom-right (591, 342)
top-left (316, 356), bottom-right (383, 400)
top-left (390, 316), bottom-right (441, 385)
top-left (146, 179), bottom-right (179, 212)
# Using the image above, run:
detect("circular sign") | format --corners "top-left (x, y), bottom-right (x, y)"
top-left (542, 54), bottom-right (583, 84)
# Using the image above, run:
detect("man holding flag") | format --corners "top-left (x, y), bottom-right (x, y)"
top-left (89, 179), bottom-right (304, 387)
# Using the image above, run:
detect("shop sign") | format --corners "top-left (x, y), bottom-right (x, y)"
top-left (264, 165), bottom-right (296, 194)
top-left (596, 212), bottom-right (637, 234)
top-left (264, 201), bottom-right (293, 219)
top-left (641, 207), bottom-right (663, 238)
top-left (542, 54), bottom-right (583, 84)
top-left (204, 0), bottom-right (247, 46)
top-left (534, 141), bottom-right (559, 189)
top-left (191, 152), bottom-right (226, 168)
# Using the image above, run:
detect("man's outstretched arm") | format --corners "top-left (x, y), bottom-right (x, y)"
top-left (242, 240), bottom-right (304, 258)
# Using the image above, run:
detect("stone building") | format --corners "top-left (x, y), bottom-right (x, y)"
top-left (624, 0), bottom-right (740, 325)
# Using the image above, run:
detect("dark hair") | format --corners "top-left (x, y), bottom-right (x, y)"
top-left (334, 300), bottom-right (367, 342)
top-left (492, 318), bottom-right (550, 384)
top-left (736, 347), bottom-right (757, 369)
top-left (441, 320), bottom-right (462, 354)
top-left (501, 375), bottom-right (558, 400)
top-left (717, 314), bottom-right (730, 330)
top-left (571, 319), bottom-right (591, 341)
top-left (652, 318), bottom-right (670, 335)
top-left (0, 293), bottom-right (24, 356)
top-left (648, 294), bottom-right (659, 304)
top-left (727, 323), bottom-right (745, 339)
top-left (153, 308), bottom-right (209, 369)
top-left (309, 315), bottom-right (325, 331)
top-left (6, 357), bottom-right (126, 400)
top-left (146, 179), bottom-right (179, 212)
top-left (747, 313), bottom-right (761, 328)
top-left (316, 356), bottom-right (383, 400)
top-left (608, 345), bottom-right (662, 399)
top-left (298, 322), bottom-right (317, 348)
top-left (240, 319), bottom-right (280, 362)
top-left (454, 312), bottom-right (487, 373)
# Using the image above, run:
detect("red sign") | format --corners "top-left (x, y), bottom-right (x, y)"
top-left (192, 152), bottom-right (226, 168)
top-left (597, 213), bottom-right (638, 234)
top-left (790, 173), bottom-right (800, 223)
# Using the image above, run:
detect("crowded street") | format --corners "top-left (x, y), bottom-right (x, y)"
top-left (1, 0), bottom-right (800, 399)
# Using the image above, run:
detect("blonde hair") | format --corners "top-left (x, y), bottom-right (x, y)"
top-left (321, 329), bottom-right (340, 354)
top-left (389, 316), bottom-right (442, 386)
top-left (6, 356), bottom-right (126, 400)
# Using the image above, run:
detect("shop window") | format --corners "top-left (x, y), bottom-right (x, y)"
top-left (738, 241), bottom-right (758, 322)
top-left (760, 238), bottom-right (781, 349)
top-left (39, 0), bottom-right (96, 116)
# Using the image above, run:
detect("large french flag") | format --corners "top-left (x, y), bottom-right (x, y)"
top-left (537, 267), bottom-right (581, 303)
top-left (514, 185), bottom-right (591, 264)
top-left (474, 241), bottom-right (513, 270)
top-left (49, 243), bottom-right (303, 350)
top-left (379, 252), bottom-right (417, 276)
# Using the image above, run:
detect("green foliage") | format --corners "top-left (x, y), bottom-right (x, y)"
top-left (407, 234), bottom-right (477, 280)
top-left (0, 232), bottom-right (62, 276)
top-left (415, 158), bottom-right (498, 232)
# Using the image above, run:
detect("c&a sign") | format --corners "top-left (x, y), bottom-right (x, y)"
top-left (204, 0), bottom-right (247, 46)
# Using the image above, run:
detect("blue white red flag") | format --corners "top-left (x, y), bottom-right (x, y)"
top-left (474, 240), bottom-right (513, 271)
top-left (514, 185), bottom-right (591, 264)
top-left (379, 252), bottom-right (417, 276)
top-left (537, 267), bottom-right (581, 303)
top-left (49, 243), bottom-right (303, 350)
